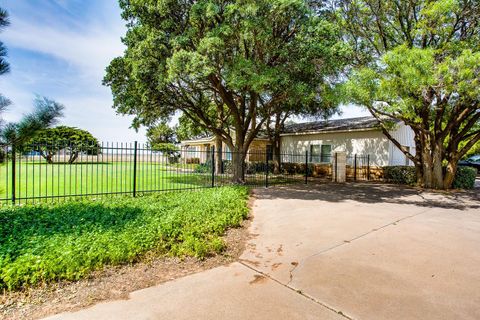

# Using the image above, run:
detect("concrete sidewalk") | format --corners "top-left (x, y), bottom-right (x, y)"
top-left (46, 183), bottom-right (480, 320)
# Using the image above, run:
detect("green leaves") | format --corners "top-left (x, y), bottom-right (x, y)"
top-left (1, 96), bottom-right (64, 146)
top-left (0, 187), bottom-right (249, 290)
top-left (28, 126), bottom-right (99, 164)
top-left (105, 0), bottom-right (348, 151)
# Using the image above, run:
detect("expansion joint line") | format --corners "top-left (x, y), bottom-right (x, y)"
top-left (238, 261), bottom-right (356, 320)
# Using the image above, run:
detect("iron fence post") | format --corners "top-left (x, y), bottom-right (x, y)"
top-left (335, 152), bottom-right (338, 183)
top-left (354, 154), bottom-right (357, 182)
top-left (211, 148), bottom-right (215, 188)
top-left (304, 150), bottom-right (308, 184)
top-left (133, 141), bottom-right (138, 197)
top-left (367, 154), bottom-right (370, 181)
top-left (265, 151), bottom-right (269, 188)
top-left (11, 144), bottom-right (16, 204)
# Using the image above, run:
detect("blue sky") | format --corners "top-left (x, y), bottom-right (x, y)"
top-left (0, 0), bottom-right (367, 143)
top-left (0, 0), bottom-right (147, 142)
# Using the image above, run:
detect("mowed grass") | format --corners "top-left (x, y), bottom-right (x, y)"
top-left (0, 187), bottom-right (249, 291)
top-left (0, 161), bottom-right (211, 201)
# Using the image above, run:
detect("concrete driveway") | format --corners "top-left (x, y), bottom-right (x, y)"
top-left (46, 183), bottom-right (480, 320)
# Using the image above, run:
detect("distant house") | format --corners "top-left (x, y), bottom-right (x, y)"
top-left (180, 116), bottom-right (415, 167)
top-left (180, 134), bottom-right (270, 163)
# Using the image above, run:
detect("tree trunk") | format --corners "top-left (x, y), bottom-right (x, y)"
top-left (68, 151), bottom-right (79, 164)
top-left (45, 154), bottom-right (54, 164)
top-left (231, 148), bottom-right (246, 184)
top-left (443, 161), bottom-right (458, 189)
top-left (431, 145), bottom-right (444, 189)
top-left (40, 151), bottom-right (54, 164)
top-left (272, 132), bottom-right (281, 174)
top-left (215, 135), bottom-right (223, 174)
top-left (422, 148), bottom-right (433, 189)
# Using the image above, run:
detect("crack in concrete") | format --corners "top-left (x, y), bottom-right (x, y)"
top-left (240, 199), bottom-right (435, 319)
top-left (238, 261), bottom-right (355, 320)
top-left (285, 207), bottom-right (434, 287)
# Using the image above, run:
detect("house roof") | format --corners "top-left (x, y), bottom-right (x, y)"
top-left (181, 116), bottom-right (393, 143)
top-left (181, 132), bottom-right (269, 145)
top-left (281, 116), bottom-right (383, 135)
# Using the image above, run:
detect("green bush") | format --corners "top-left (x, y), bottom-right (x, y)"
top-left (0, 187), bottom-right (249, 290)
top-left (384, 165), bottom-right (477, 189)
top-left (452, 166), bottom-right (477, 190)
top-left (383, 166), bottom-right (417, 185)
top-left (281, 163), bottom-right (314, 176)
top-left (194, 161), bottom-right (212, 173)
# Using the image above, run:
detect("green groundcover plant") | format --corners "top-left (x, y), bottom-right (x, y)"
top-left (0, 187), bottom-right (249, 290)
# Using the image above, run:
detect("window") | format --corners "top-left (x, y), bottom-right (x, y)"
top-left (187, 146), bottom-right (198, 158)
top-left (225, 145), bottom-right (232, 160)
top-left (310, 145), bottom-right (320, 162)
top-left (321, 145), bottom-right (332, 163)
top-left (310, 144), bottom-right (331, 163)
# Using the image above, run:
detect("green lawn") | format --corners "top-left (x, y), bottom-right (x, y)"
top-left (0, 161), bottom-right (299, 202)
top-left (0, 161), bottom-right (212, 201)
top-left (0, 187), bottom-right (249, 290)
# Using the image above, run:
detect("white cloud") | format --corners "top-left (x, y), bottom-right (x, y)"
top-left (2, 16), bottom-right (124, 80)
top-left (0, 2), bottom-right (148, 142)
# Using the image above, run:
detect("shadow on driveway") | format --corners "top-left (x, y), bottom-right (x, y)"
top-left (255, 181), bottom-right (480, 211)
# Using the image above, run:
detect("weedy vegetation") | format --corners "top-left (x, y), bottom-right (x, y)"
top-left (0, 187), bottom-right (249, 291)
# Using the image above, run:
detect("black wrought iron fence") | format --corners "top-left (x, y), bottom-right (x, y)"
top-left (0, 142), bottom-right (314, 204)
top-left (346, 154), bottom-right (371, 181)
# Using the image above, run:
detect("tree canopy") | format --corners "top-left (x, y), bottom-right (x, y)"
top-left (28, 126), bottom-right (99, 164)
top-left (339, 0), bottom-right (480, 189)
top-left (104, 0), bottom-right (350, 182)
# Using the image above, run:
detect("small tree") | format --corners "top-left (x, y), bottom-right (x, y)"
top-left (29, 126), bottom-right (99, 164)
top-left (146, 122), bottom-right (178, 152)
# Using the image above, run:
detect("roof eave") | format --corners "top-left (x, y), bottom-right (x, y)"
top-left (280, 127), bottom-right (381, 136)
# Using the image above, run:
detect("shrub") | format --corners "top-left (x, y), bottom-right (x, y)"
top-left (194, 161), bottom-right (212, 173)
top-left (452, 166), bottom-right (477, 190)
top-left (0, 187), bottom-right (249, 291)
top-left (383, 166), bottom-right (417, 185)
top-left (186, 157), bottom-right (200, 164)
top-left (281, 163), bottom-right (314, 176)
top-left (384, 165), bottom-right (477, 189)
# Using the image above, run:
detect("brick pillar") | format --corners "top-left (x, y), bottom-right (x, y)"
top-left (332, 151), bottom-right (347, 183)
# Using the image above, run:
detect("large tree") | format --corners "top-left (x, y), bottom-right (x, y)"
top-left (338, 0), bottom-right (480, 189)
top-left (104, 0), bottom-right (349, 182)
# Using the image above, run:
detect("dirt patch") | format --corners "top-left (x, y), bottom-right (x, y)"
top-left (1, 214), bottom-right (253, 320)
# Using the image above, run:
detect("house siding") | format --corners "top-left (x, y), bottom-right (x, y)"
top-left (181, 139), bottom-right (270, 163)
top-left (388, 123), bottom-right (416, 166)
top-left (280, 130), bottom-right (390, 166)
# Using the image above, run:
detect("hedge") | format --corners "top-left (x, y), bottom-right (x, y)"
top-left (383, 165), bottom-right (477, 189)
top-left (383, 166), bottom-right (417, 185)
top-left (452, 166), bottom-right (477, 190)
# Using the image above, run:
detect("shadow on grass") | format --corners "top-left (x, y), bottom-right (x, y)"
top-left (255, 181), bottom-right (480, 210)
